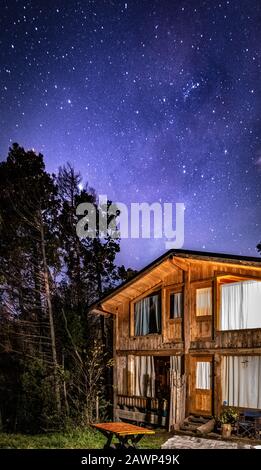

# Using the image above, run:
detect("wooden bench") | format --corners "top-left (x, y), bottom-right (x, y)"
top-left (92, 422), bottom-right (155, 449)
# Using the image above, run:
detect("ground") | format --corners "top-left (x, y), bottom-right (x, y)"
top-left (0, 428), bottom-right (260, 449)
top-left (0, 428), bottom-right (169, 449)
top-left (162, 435), bottom-right (255, 449)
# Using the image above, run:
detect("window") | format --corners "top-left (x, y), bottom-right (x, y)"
top-left (196, 287), bottom-right (212, 316)
top-left (134, 293), bottom-right (161, 336)
top-left (196, 361), bottom-right (211, 390)
top-left (220, 280), bottom-right (261, 330)
top-left (131, 355), bottom-right (156, 397)
top-left (222, 356), bottom-right (261, 409)
top-left (170, 292), bottom-right (183, 319)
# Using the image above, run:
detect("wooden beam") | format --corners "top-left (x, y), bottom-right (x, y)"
top-left (186, 257), bottom-right (261, 270)
top-left (214, 276), bottom-right (220, 334)
top-left (166, 259), bottom-right (181, 272)
top-left (133, 281), bottom-right (157, 291)
top-left (184, 268), bottom-right (191, 354)
top-left (214, 353), bottom-right (221, 417)
top-left (172, 257), bottom-right (190, 272)
top-left (190, 277), bottom-right (215, 285)
top-left (162, 287), bottom-right (167, 343)
top-left (164, 282), bottom-right (184, 289)
top-left (112, 315), bottom-right (117, 421)
top-left (90, 307), bottom-right (113, 317)
top-left (189, 348), bottom-right (261, 355)
top-left (145, 274), bottom-right (163, 283)
top-left (184, 266), bottom-right (191, 417)
top-left (124, 285), bottom-right (144, 296)
top-left (215, 271), bottom-right (261, 282)
top-left (113, 292), bottom-right (131, 301)
top-left (102, 299), bottom-right (124, 309)
top-left (128, 282), bottom-right (162, 305)
top-left (115, 349), bottom-right (184, 356)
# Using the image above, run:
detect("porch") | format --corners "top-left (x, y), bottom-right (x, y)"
top-left (114, 352), bottom-right (261, 438)
top-left (115, 355), bottom-right (185, 430)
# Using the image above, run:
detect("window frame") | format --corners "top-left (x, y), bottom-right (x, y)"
top-left (130, 288), bottom-right (162, 338)
top-left (195, 360), bottom-right (212, 391)
top-left (216, 274), bottom-right (261, 332)
top-left (168, 287), bottom-right (184, 322)
top-left (221, 354), bottom-right (261, 409)
top-left (194, 282), bottom-right (213, 321)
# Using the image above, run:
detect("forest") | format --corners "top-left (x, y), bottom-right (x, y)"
top-left (0, 143), bottom-right (135, 434)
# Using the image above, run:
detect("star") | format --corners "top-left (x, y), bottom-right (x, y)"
top-left (0, 0), bottom-right (259, 267)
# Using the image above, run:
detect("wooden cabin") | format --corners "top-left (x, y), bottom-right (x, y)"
top-left (90, 249), bottom-right (261, 430)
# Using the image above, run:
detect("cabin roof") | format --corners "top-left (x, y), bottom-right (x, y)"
top-left (89, 249), bottom-right (261, 314)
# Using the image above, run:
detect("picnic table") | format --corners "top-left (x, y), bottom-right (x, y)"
top-left (92, 422), bottom-right (155, 449)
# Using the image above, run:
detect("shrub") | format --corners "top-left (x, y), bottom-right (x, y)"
top-left (216, 406), bottom-right (239, 426)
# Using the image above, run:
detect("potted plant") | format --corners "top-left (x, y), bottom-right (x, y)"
top-left (217, 406), bottom-right (239, 438)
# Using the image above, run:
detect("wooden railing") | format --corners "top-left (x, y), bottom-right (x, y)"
top-left (117, 394), bottom-right (167, 411)
top-left (116, 394), bottom-right (168, 426)
top-left (215, 329), bottom-right (261, 349)
top-left (117, 335), bottom-right (183, 352)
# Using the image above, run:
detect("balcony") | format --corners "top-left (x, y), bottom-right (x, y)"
top-left (215, 328), bottom-right (261, 349)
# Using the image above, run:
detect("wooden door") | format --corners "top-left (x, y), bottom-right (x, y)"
top-left (189, 356), bottom-right (213, 416)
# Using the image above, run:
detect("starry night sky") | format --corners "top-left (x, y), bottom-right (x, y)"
top-left (0, 0), bottom-right (261, 268)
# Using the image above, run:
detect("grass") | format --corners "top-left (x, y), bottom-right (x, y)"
top-left (0, 427), bottom-right (169, 449)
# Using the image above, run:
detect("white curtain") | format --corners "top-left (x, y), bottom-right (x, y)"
top-left (169, 356), bottom-right (185, 431)
top-left (222, 356), bottom-right (261, 409)
top-left (134, 294), bottom-right (161, 335)
top-left (221, 280), bottom-right (261, 330)
top-left (135, 297), bottom-right (150, 336)
top-left (196, 287), bottom-right (212, 316)
top-left (196, 361), bottom-right (211, 389)
top-left (170, 292), bottom-right (182, 318)
top-left (133, 356), bottom-right (155, 397)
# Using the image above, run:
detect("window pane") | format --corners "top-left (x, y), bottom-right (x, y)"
top-left (134, 294), bottom-right (161, 336)
top-left (196, 361), bottom-right (211, 390)
top-left (222, 356), bottom-right (261, 408)
top-left (170, 292), bottom-right (183, 319)
top-left (220, 280), bottom-right (261, 330)
top-left (196, 287), bottom-right (212, 316)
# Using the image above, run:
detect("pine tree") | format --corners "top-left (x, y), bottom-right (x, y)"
top-left (0, 144), bottom-right (62, 424)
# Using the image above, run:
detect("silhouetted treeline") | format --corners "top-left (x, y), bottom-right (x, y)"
top-left (0, 144), bottom-right (136, 433)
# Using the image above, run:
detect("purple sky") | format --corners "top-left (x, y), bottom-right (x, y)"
top-left (0, 0), bottom-right (260, 268)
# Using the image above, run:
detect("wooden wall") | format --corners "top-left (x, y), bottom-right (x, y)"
top-left (102, 257), bottom-right (261, 419)
top-left (114, 259), bottom-right (261, 354)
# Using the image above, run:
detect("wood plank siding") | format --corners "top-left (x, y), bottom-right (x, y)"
top-left (91, 250), bottom-right (261, 423)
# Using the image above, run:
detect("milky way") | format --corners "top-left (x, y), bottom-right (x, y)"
top-left (0, 0), bottom-right (260, 268)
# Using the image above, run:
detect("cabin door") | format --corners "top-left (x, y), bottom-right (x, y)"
top-left (189, 356), bottom-right (213, 416)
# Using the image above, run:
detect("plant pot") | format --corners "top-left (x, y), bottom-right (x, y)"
top-left (221, 423), bottom-right (232, 438)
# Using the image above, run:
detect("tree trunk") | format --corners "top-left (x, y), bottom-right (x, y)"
top-left (32, 243), bottom-right (45, 355)
top-left (96, 268), bottom-right (106, 344)
top-left (62, 354), bottom-right (69, 416)
top-left (39, 215), bottom-right (61, 414)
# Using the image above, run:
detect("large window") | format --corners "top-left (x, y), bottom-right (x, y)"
top-left (134, 293), bottom-right (161, 336)
top-left (222, 356), bottom-right (261, 409)
top-left (220, 280), bottom-right (261, 330)
top-left (196, 287), bottom-right (212, 316)
top-left (170, 292), bottom-right (183, 319)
